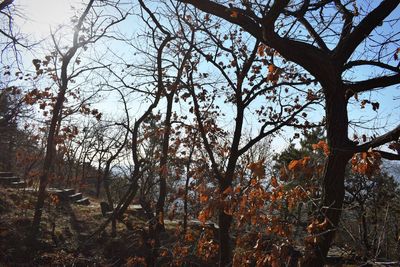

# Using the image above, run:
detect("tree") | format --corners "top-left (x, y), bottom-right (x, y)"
top-left (344, 157), bottom-right (400, 260)
top-left (91, 2), bottom-right (178, 244)
top-left (178, 1), bottom-right (400, 265)
top-left (173, 3), bottom-right (318, 265)
top-left (0, 88), bottom-right (19, 170)
top-left (30, 0), bottom-right (128, 239)
top-left (273, 128), bottom-right (326, 226)
top-left (0, 0), bottom-right (31, 64)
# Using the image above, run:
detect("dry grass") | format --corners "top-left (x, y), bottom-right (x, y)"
top-left (0, 187), bottom-right (152, 266)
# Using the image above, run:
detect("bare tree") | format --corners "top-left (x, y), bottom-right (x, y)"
top-left (178, 0), bottom-right (400, 265)
top-left (30, 0), bottom-right (128, 239)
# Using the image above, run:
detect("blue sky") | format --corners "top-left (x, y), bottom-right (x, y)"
top-left (8, 0), bottom-right (400, 155)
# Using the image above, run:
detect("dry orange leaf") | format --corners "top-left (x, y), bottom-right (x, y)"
top-left (230, 10), bottom-right (239, 18)
top-left (288, 159), bottom-right (299, 170)
top-left (199, 193), bottom-right (209, 203)
top-left (257, 44), bottom-right (266, 57)
top-left (268, 64), bottom-right (276, 73)
top-left (270, 176), bottom-right (278, 188)
top-left (247, 159), bottom-right (265, 179)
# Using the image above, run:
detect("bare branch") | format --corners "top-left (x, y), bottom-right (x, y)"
top-left (334, 0), bottom-right (399, 63)
top-left (179, 0), bottom-right (261, 37)
top-left (355, 124), bottom-right (400, 152)
top-left (344, 60), bottom-right (400, 73)
top-left (345, 74), bottom-right (400, 95)
top-left (374, 150), bottom-right (400, 160)
top-left (238, 100), bottom-right (316, 156)
top-left (0, 0), bottom-right (13, 11)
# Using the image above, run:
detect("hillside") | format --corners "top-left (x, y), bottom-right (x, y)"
top-left (0, 187), bottom-right (151, 266)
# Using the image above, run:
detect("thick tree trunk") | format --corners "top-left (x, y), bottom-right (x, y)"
top-left (303, 152), bottom-right (348, 265)
top-left (302, 82), bottom-right (353, 266)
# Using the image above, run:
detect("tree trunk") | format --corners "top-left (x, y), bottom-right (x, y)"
top-left (117, 177), bottom-right (140, 219)
top-left (183, 138), bottom-right (195, 235)
top-left (218, 177), bottom-right (233, 267)
top-left (90, 178), bottom-right (140, 239)
top-left (96, 161), bottom-right (102, 198)
top-left (183, 165), bottom-right (191, 234)
top-left (31, 87), bottom-right (66, 239)
top-left (155, 92), bottom-right (174, 234)
top-left (360, 204), bottom-right (371, 257)
top-left (302, 82), bottom-right (353, 266)
top-left (29, 0), bottom-right (94, 232)
top-left (103, 163), bottom-right (114, 208)
top-left (102, 161), bottom-right (117, 236)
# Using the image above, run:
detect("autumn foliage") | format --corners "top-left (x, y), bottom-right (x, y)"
top-left (1, 0), bottom-right (400, 266)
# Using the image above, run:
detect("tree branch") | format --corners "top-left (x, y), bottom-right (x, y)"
top-left (180, 0), bottom-right (332, 82)
top-left (179, 0), bottom-right (261, 37)
top-left (345, 74), bottom-right (400, 95)
top-left (187, 70), bottom-right (222, 181)
top-left (297, 16), bottom-right (329, 51)
top-left (374, 150), bottom-right (400, 161)
top-left (334, 0), bottom-right (399, 63)
top-left (0, 0), bottom-right (13, 11)
top-left (238, 100), bottom-right (315, 156)
top-left (355, 125), bottom-right (400, 152)
top-left (344, 60), bottom-right (400, 73)
top-left (334, 0), bottom-right (354, 44)
top-left (261, 0), bottom-right (290, 29)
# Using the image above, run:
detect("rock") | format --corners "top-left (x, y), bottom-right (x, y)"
top-left (0, 176), bottom-right (20, 186)
top-left (76, 197), bottom-right (90, 205)
top-left (68, 193), bottom-right (83, 202)
top-left (10, 181), bottom-right (26, 188)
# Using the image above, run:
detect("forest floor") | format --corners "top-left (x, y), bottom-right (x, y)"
top-left (1, 187), bottom-right (395, 266)
top-left (0, 187), bottom-right (196, 266)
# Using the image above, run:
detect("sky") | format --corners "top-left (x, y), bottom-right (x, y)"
top-left (14, 0), bottom-right (80, 39)
top-left (8, 0), bottom-right (400, 156)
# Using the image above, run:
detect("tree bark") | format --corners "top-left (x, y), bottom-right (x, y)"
top-left (302, 81), bottom-right (353, 265)
top-left (183, 170), bottom-right (190, 234)
top-left (155, 92), bottom-right (174, 234)
top-left (218, 177), bottom-right (233, 267)
top-left (30, 0), bottom-right (95, 239)
top-left (361, 206), bottom-right (370, 257)
top-left (96, 160), bottom-right (102, 198)
top-left (31, 85), bottom-right (67, 239)
top-left (116, 176), bottom-right (140, 219)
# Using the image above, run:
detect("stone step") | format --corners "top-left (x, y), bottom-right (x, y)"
top-left (63, 188), bottom-right (75, 196)
top-left (0, 172), bottom-right (14, 177)
top-left (75, 197), bottom-right (90, 205)
top-left (69, 192), bottom-right (83, 202)
top-left (10, 181), bottom-right (26, 188)
top-left (0, 177), bottom-right (20, 185)
top-left (49, 189), bottom-right (63, 198)
top-left (54, 188), bottom-right (76, 199)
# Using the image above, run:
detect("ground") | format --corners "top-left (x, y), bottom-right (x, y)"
top-left (0, 187), bottom-right (221, 266)
top-left (0, 187), bottom-right (158, 266)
